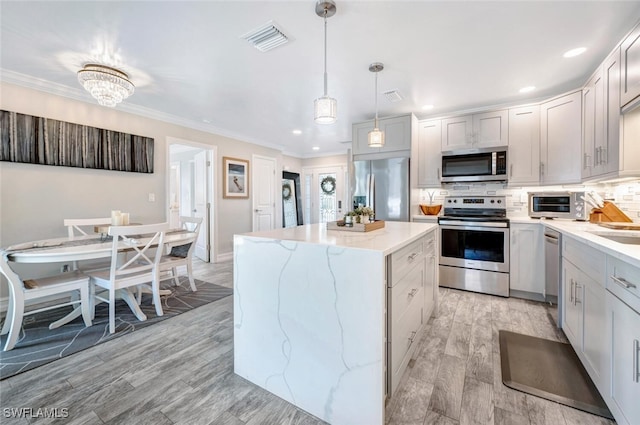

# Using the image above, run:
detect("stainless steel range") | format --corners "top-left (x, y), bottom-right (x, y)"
top-left (438, 196), bottom-right (510, 297)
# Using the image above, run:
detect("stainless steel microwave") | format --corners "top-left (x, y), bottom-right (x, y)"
top-left (528, 191), bottom-right (587, 220)
top-left (441, 147), bottom-right (508, 183)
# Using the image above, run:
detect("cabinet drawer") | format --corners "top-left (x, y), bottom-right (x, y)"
top-left (390, 237), bottom-right (425, 286)
top-left (607, 256), bottom-right (640, 313)
top-left (563, 236), bottom-right (606, 284)
top-left (389, 285), bottom-right (423, 378)
top-left (390, 261), bottom-right (425, 327)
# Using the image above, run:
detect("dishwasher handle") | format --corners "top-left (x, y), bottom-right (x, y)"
top-left (544, 235), bottom-right (559, 245)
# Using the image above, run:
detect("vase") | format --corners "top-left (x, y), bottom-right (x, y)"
top-left (362, 216), bottom-right (370, 224)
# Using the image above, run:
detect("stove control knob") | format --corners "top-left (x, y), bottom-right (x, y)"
top-left (497, 200), bottom-right (502, 204)
top-left (447, 199), bottom-right (451, 203)
top-left (576, 204), bottom-right (583, 211)
top-left (490, 200), bottom-right (495, 203)
top-left (453, 199), bottom-right (457, 203)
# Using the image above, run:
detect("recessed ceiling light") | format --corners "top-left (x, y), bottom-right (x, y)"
top-left (422, 104), bottom-right (434, 110)
top-left (563, 47), bottom-right (587, 58)
top-left (292, 129), bottom-right (302, 135)
top-left (312, 146), bottom-right (320, 151)
top-left (519, 86), bottom-right (536, 93)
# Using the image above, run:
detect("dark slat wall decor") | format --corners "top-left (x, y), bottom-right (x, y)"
top-left (0, 110), bottom-right (154, 173)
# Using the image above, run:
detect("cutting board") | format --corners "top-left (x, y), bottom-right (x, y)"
top-left (597, 222), bottom-right (640, 230)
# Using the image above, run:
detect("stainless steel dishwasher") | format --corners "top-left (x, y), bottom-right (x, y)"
top-left (544, 228), bottom-right (561, 327)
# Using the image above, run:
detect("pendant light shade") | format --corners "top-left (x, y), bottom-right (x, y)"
top-left (314, 1), bottom-right (337, 124)
top-left (368, 62), bottom-right (385, 148)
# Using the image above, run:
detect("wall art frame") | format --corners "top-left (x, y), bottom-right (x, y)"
top-left (0, 110), bottom-right (154, 173)
top-left (223, 156), bottom-right (249, 198)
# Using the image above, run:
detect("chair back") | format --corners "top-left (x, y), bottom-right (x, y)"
top-left (170, 216), bottom-right (203, 258)
top-left (107, 223), bottom-right (169, 286)
top-left (64, 218), bottom-right (112, 239)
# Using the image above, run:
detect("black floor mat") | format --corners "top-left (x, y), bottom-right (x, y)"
top-left (499, 330), bottom-right (613, 420)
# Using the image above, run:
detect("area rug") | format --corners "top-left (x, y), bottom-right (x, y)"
top-left (0, 278), bottom-right (232, 380)
top-left (499, 330), bottom-right (613, 419)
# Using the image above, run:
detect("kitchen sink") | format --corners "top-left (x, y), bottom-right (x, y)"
top-left (587, 231), bottom-right (640, 245)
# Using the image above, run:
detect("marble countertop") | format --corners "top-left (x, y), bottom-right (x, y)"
top-left (509, 216), bottom-right (640, 268)
top-left (238, 221), bottom-right (438, 256)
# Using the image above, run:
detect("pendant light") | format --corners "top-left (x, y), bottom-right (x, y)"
top-left (368, 62), bottom-right (384, 148)
top-left (314, 1), bottom-right (337, 124)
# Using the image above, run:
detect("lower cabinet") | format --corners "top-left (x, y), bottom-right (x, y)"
top-left (509, 223), bottom-right (544, 296)
top-left (606, 291), bottom-right (640, 425)
top-left (387, 230), bottom-right (437, 396)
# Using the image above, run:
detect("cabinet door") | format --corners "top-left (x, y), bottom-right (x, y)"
top-left (621, 23), bottom-right (640, 107)
top-left (607, 292), bottom-right (640, 425)
top-left (582, 69), bottom-right (604, 179)
top-left (602, 48), bottom-right (621, 176)
top-left (563, 260), bottom-right (582, 349)
top-left (508, 106), bottom-right (540, 185)
top-left (441, 115), bottom-right (473, 151)
top-left (474, 109), bottom-right (509, 147)
top-left (540, 91), bottom-right (582, 185)
top-left (424, 235), bottom-right (437, 320)
top-left (416, 120), bottom-right (441, 187)
top-left (380, 115), bottom-right (412, 153)
top-left (352, 121), bottom-right (375, 156)
top-left (583, 277), bottom-right (608, 391)
top-left (509, 223), bottom-right (544, 295)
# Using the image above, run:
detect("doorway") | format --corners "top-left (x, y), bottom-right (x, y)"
top-left (167, 138), bottom-right (216, 262)
top-left (302, 165), bottom-right (347, 224)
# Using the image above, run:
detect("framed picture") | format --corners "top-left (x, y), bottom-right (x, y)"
top-left (223, 156), bottom-right (249, 198)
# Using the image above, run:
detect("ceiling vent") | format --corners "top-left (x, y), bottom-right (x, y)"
top-left (383, 90), bottom-right (404, 103)
top-left (241, 21), bottom-right (289, 52)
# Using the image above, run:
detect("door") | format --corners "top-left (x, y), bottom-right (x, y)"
top-left (416, 120), bottom-right (441, 187)
top-left (303, 165), bottom-right (346, 224)
top-left (439, 223), bottom-right (509, 273)
top-left (193, 150), bottom-right (209, 262)
top-left (562, 261), bottom-right (582, 348)
top-left (508, 106), bottom-right (540, 185)
top-left (252, 155), bottom-right (276, 232)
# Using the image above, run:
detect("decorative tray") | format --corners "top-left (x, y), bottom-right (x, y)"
top-left (326, 220), bottom-right (385, 232)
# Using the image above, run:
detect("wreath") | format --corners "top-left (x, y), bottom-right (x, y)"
top-left (282, 182), bottom-right (293, 200)
top-left (320, 176), bottom-right (336, 195)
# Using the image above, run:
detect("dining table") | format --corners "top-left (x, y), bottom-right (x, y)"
top-left (2, 229), bottom-right (196, 329)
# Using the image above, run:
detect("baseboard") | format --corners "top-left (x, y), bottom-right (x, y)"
top-left (216, 252), bottom-right (233, 263)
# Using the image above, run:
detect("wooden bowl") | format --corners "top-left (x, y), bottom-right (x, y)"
top-left (419, 204), bottom-right (442, 215)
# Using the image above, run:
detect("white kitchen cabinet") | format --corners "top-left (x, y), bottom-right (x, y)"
top-left (352, 114), bottom-right (414, 157)
top-left (441, 110), bottom-right (508, 150)
top-left (583, 48), bottom-right (623, 179)
top-left (562, 236), bottom-right (609, 394)
top-left (509, 223), bottom-right (544, 295)
top-left (387, 230), bottom-right (437, 396)
top-left (539, 91), bottom-right (582, 185)
top-left (582, 67), bottom-right (604, 179)
top-left (621, 22), bottom-right (640, 108)
top-left (507, 105), bottom-right (540, 186)
top-left (415, 119), bottom-right (442, 187)
top-left (606, 291), bottom-right (640, 425)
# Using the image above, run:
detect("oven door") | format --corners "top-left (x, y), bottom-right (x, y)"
top-left (439, 221), bottom-right (510, 273)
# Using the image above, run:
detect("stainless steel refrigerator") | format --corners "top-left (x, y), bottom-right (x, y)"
top-left (352, 157), bottom-right (410, 222)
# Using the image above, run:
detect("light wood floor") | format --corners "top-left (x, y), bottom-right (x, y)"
top-left (0, 260), bottom-right (616, 425)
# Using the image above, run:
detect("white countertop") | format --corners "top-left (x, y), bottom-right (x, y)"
top-left (510, 217), bottom-right (640, 268)
top-left (238, 221), bottom-right (438, 256)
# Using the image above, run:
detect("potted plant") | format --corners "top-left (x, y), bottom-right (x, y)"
top-left (361, 206), bottom-right (374, 223)
top-left (353, 207), bottom-right (363, 223)
top-left (344, 211), bottom-right (357, 227)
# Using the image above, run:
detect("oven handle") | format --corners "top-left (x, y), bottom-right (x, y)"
top-left (438, 220), bottom-right (509, 228)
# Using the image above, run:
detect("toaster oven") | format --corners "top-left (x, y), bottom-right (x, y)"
top-left (528, 191), bottom-right (588, 220)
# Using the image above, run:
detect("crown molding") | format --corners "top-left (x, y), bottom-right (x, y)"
top-left (0, 69), bottom-right (289, 155)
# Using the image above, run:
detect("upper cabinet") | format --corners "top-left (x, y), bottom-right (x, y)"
top-left (621, 22), bottom-right (640, 108)
top-left (441, 110), bottom-right (508, 151)
top-left (540, 91), bottom-right (582, 185)
top-left (507, 105), bottom-right (540, 186)
top-left (415, 119), bottom-right (442, 187)
top-left (582, 67), bottom-right (605, 179)
top-left (352, 114), bottom-right (415, 158)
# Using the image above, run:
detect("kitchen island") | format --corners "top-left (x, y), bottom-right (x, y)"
top-left (233, 221), bottom-right (438, 425)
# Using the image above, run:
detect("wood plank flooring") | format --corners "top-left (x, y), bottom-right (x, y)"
top-left (0, 260), bottom-right (616, 425)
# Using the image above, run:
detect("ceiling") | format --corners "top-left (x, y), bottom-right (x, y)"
top-left (1, 1), bottom-right (639, 158)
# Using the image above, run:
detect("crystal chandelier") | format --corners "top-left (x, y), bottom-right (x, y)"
top-left (368, 63), bottom-right (385, 148)
top-left (314, 1), bottom-right (337, 124)
top-left (77, 64), bottom-right (135, 107)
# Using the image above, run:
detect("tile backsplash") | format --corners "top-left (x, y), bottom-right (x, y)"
top-left (418, 180), bottom-right (640, 222)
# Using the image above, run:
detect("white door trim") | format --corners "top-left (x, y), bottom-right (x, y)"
top-left (166, 136), bottom-right (217, 262)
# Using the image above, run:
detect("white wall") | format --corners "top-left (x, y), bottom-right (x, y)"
top-left (0, 82), bottom-right (291, 293)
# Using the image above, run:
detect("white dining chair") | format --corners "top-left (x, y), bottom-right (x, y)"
top-left (86, 222), bottom-right (169, 334)
top-left (159, 216), bottom-right (203, 292)
top-left (0, 251), bottom-right (92, 351)
top-left (63, 217), bottom-right (113, 272)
